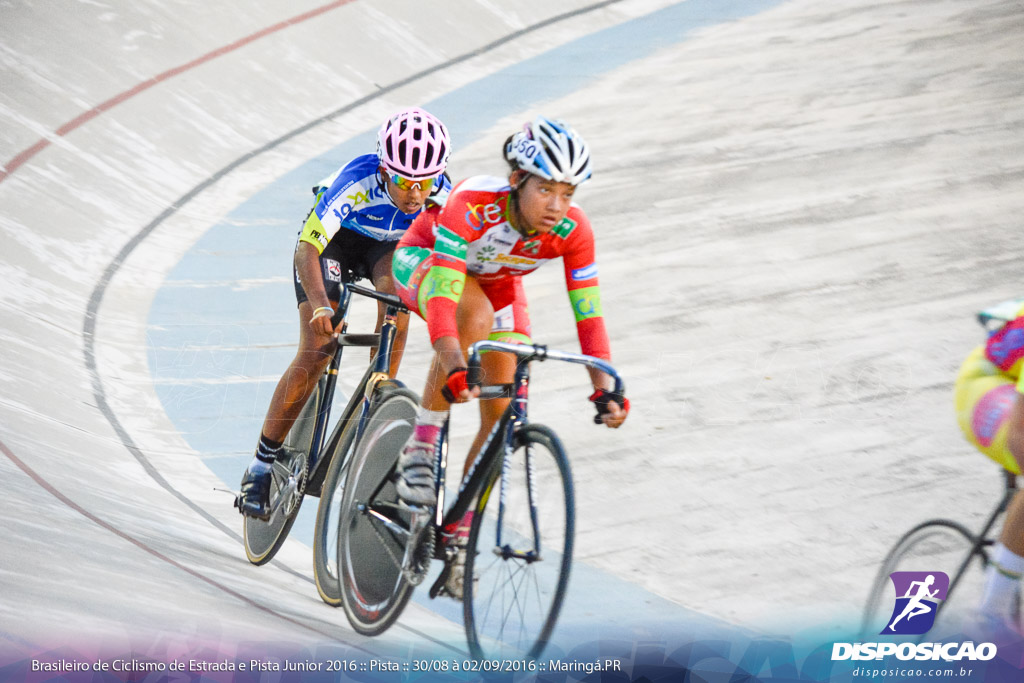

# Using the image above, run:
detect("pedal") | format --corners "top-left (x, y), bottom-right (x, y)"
top-left (226, 487), bottom-right (273, 521)
top-left (219, 488), bottom-right (246, 513)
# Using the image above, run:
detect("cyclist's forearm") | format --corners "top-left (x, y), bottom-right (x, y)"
top-left (294, 242), bottom-right (332, 310)
top-left (587, 366), bottom-right (615, 392)
top-left (432, 336), bottom-right (466, 375)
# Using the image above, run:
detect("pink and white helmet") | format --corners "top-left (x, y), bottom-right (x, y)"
top-left (376, 107), bottom-right (450, 180)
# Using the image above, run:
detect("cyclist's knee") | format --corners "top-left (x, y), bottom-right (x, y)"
top-left (294, 342), bottom-right (334, 374)
top-left (455, 280), bottom-right (493, 342)
top-left (371, 269), bottom-right (397, 295)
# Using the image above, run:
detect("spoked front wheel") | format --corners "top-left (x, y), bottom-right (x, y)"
top-left (464, 424), bottom-right (574, 660)
top-left (861, 520), bottom-right (987, 639)
top-left (243, 384), bottom-right (319, 565)
top-left (337, 388), bottom-right (419, 635)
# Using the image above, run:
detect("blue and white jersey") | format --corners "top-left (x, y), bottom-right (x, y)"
top-left (298, 154), bottom-right (451, 250)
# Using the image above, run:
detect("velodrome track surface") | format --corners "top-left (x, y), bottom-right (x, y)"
top-left (2, 0), bottom-right (1023, 668)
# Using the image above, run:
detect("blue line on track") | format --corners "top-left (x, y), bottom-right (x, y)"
top-left (148, 0), bottom-right (781, 645)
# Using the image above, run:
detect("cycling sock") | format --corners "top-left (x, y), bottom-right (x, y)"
top-left (255, 434), bottom-right (283, 463)
top-left (979, 543), bottom-right (1024, 615)
top-left (412, 408), bottom-right (448, 444)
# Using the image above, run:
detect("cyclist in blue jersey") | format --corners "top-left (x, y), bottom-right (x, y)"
top-left (237, 107), bottom-right (452, 520)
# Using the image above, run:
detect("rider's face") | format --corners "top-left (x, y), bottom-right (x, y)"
top-left (383, 168), bottom-right (431, 214)
top-left (513, 172), bottom-right (576, 234)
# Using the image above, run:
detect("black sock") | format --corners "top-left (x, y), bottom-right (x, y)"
top-left (256, 434), bottom-right (283, 462)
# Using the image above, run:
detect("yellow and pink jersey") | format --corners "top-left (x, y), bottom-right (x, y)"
top-left (955, 300), bottom-right (1024, 474)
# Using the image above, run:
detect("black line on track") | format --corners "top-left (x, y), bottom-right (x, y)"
top-left (0, 436), bottom-right (368, 649)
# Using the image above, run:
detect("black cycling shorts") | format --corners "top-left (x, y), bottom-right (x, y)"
top-left (293, 229), bottom-right (397, 305)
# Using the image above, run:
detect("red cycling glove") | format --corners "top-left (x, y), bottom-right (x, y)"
top-left (589, 388), bottom-right (630, 424)
top-left (441, 367), bottom-right (469, 403)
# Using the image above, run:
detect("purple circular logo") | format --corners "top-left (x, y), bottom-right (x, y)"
top-left (972, 384), bottom-right (1017, 447)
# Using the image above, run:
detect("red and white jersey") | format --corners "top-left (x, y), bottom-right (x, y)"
top-left (398, 176), bottom-right (610, 359)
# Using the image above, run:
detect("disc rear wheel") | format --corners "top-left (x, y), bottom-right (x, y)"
top-left (337, 388), bottom-right (419, 635)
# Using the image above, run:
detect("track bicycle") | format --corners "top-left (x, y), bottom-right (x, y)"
top-left (334, 340), bottom-right (624, 659)
top-left (861, 469), bottom-right (1020, 637)
top-left (236, 282), bottom-right (413, 607)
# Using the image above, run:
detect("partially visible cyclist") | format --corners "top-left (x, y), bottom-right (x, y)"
top-left (955, 298), bottom-right (1024, 640)
top-left (390, 116), bottom-right (629, 597)
top-left (237, 107), bottom-right (452, 520)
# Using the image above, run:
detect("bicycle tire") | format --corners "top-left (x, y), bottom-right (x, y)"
top-left (243, 381), bottom-right (321, 565)
top-left (337, 387), bottom-right (419, 635)
top-left (312, 416), bottom-right (359, 606)
top-left (861, 519), bottom-right (985, 638)
top-left (313, 380), bottom-right (409, 606)
top-left (464, 423), bottom-right (574, 660)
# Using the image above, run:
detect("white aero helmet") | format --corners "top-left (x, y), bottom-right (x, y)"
top-left (504, 117), bottom-right (592, 185)
top-left (377, 107), bottom-right (450, 179)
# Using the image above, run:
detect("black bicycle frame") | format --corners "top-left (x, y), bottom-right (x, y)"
top-left (304, 283), bottom-right (405, 492)
top-left (437, 371), bottom-right (525, 535)
top-left (944, 469), bottom-right (1019, 600)
top-left (437, 341), bottom-right (623, 558)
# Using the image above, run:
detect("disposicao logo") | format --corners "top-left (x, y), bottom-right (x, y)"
top-left (881, 571), bottom-right (948, 636)
top-left (831, 570), bottom-right (998, 663)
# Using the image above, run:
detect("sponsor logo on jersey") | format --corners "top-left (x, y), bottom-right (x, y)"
top-left (424, 266), bottom-right (464, 300)
top-left (333, 204), bottom-right (352, 222)
top-left (521, 239), bottom-right (542, 256)
top-left (571, 263), bottom-right (598, 281)
top-left (987, 320), bottom-right (1024, 371)
top-left (972, 384), bottom-right (1016, 447)
top-left (492, 253), bottom-right (539, 267)
top-left (465, 197), bottom-right (507, 231)
top-left (307, 229), bottom-right (327, 248)
top-left (569, 286), bottom-right (602, 322)
top-left (551, 216), bottom-right (578, 239)
top-left (325, 259), bottom-right (342, 283)
top-left (492, 304), bottom-right (515, 333)
top-left (364, 213), bottom-right (383, 221)
top-left (347, 185), bottom-right (387, 207)
top-left (434, 226), bottom-right (468, 260)
top-left (394, 248), bottom-right (425, 268)
top-left (475, 245), bottom-right (497, 263)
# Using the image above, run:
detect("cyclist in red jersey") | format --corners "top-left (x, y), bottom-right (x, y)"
top-left (390, 117), bottom-right (629, 598)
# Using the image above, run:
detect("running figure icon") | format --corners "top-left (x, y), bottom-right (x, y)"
top-left (888, 575), bottom-right (939, 631)
top-left (882, 571), bottom-right (949, 635)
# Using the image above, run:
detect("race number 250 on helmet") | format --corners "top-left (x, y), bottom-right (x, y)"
top-left (504, 117), bottom-right (592, 186)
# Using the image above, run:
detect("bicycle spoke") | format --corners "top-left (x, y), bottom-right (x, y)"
top-left (467, 427), bottom-right (573, 661)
